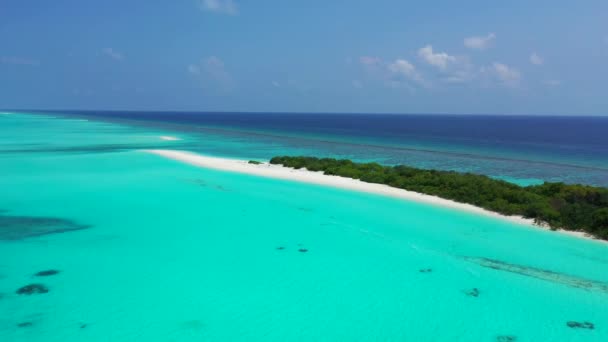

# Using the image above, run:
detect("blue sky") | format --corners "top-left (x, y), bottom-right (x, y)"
top-left (1, 0), bottom-right (607, 115)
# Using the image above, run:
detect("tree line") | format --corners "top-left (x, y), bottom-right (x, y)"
top-left (269, 156), bottom-right (608, 240)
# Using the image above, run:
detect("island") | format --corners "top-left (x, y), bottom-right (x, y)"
top-left (269, 156), bottom-right (608, 240)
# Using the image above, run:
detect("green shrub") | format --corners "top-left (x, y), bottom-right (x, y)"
top-left (270, 156), bottom-right (608, 240)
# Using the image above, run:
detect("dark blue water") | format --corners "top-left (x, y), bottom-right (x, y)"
top-left (35, 111), bottom-right (608, 186)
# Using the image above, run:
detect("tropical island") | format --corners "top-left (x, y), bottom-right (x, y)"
top-left (269, 156), bottom-right (608, 240)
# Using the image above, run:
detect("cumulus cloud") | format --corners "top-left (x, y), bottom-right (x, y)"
top-left (359, 55), bottom-right (427, 88)
top-left (415, 45), bottom-right (476, 84)
top-left (530, 52), bottom-right (543, 65)
top-left (464, 33), bottom-right (496, 50)
top-left (483, 62), bottom-right (521, 86)
top-left (0, 56), bottom-right (40, 66)
top-left (388, 59), bottom-right (416, 77)
top-left (388, 59), bottom-right (425, 84)
top-left (102, 48), bottom-right (124, 61)
top-left (198, 0), bottom-right (238, 15)
top-left (443, 68), bottom-right (475, 84)
top-left (188, 56), bottom-right (234, 89)
top-left (417, 45), bottom-right (456, 70)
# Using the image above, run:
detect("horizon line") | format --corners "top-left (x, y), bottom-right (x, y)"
top-left (2, 108), bottom-right (608, 118)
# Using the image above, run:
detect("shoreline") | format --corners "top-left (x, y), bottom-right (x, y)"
top-left (145, 149), bottom-right (601, 243)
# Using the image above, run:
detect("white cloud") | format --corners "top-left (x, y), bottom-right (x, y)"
top-left (417, 45), bottom-right (456, 70)
top-left (464, 33), bottom-right (496, 50)
top-left (189, 56), bottom-right (234, 89)
top-left (198, 0), bottom-right (237, 15)
top-left (388, 59), bottom-right (425, 84)
top-left (102, 48), bottom-right (124, 61)
top-left (388, 59), bottom-right (415, 77)
top-left (415, 46), bottom-right (475, 84)
top-left (483, 62), bottom-right (521, 86)
top-left (359, 55), bottom-right (428, 88)
top-left (530, 52), bottom-right (543, 65)
top-left (443, 69), bottom-right (475, 84)
top-left (0, 56), bottom-right (40, 66)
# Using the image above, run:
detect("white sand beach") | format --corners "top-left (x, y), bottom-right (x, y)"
top-left (146, 149), bottom-right (598, 242)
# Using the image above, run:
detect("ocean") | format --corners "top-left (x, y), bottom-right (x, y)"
top-left (1, 111), bottom-right (607, 341)
top-left (47, 110), bottom-right (608, 187)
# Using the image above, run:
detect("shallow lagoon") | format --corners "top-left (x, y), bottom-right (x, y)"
top-left (1, 113), bottom-right (607, 341)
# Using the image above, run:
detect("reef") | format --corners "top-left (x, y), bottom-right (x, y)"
top-left (419, 268), bottom-right (433, 273)
top-left (464, 288), bottom-right (480, 297)
top-left (35, 270), bottom-right (60, 277)
top-left (16, 284), bottom-right (49, 295)
top-left (567, 321), bottom-right (594, 330)
top-left (462, 256), bottom-right (608, 294)
top-left (17, 322), bottom-right (33, 328)
top-left (298, 248), bottom-right (308, 253)
top-left (496, 336), bottom-right (517, 342)
top-left (0, 213), bottom-right (90, 240)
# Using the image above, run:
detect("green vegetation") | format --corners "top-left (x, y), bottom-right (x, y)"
top-left (269, 156), bottom-right (608, 240)
top-left (248, 160), bottom-right (262, 165)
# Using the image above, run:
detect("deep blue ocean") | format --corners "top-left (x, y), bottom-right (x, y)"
top-left (39, 111), bottom-right (608, 186)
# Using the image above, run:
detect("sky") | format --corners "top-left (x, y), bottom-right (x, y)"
top-left (1, 0), bottom-right (607, 115)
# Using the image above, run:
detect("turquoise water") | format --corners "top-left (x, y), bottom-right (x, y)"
top-left (1, 113), bottom-right (608, 341)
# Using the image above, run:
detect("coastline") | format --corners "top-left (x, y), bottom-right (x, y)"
top-left (145, 149), bottom-right (600, 243)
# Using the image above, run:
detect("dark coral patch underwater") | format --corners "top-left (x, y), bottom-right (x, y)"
top-left (0, 212), bottom-right (90, 240)
top-left (16, 284), bottom-right (49, 295)
top-left (567, 321), bottom-right (595, 330)
top-left (464, 288), bottom-right (480, 297)
top-left (35, 269), bottom-right (60, 277)
top-left (462, 256), bottom-right (608, 294)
